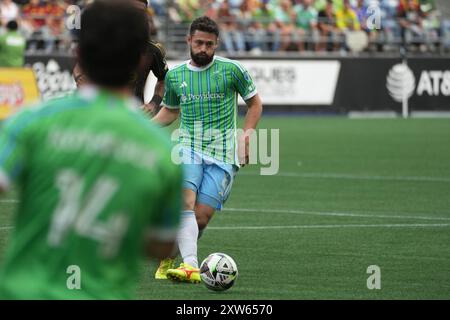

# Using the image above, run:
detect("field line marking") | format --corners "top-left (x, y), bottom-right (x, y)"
top-left (224, 207), bottom-right (450, 222)
top-left (240, 171), bottom-right (450, 183)
top-left (0, 199), bottom-right (19, 203)
top-left (2, 223), bottom-right (449, 232)
top-left (2, 201), bottom-right (449, 222)
top-left (208, 223), bottom-right (450, 230)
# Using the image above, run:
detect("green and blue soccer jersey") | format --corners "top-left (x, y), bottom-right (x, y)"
top-left (163, 56), bottom-right (257, 165)
top-left (0, 88), bottom-right (181, 299)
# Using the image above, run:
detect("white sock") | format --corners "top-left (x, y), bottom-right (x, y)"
top-left (177, 210), bottom-right (199, 268)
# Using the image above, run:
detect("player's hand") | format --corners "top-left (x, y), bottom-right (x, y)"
top-left (238, 134), bottom-right (250, 167)
top-left (141, 102), bottom-right (158, 117)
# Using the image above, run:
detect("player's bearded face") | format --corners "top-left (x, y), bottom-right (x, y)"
top-left (189, 32), bottom-right (218, 67)
top-left (190, 48), bottom-right (214, 66)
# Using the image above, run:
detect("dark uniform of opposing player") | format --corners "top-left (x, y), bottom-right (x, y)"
top-left (133, 39), bottom-right (168, 114)
top-left (73, 0), bottom-right (168, 116)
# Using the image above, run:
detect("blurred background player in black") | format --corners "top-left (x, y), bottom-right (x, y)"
top-left (73, 0), bottom-right (168, 116)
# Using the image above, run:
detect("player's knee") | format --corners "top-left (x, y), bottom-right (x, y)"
top-left (196, 215), bottom-right (209, 231)
top-left (195, 204), bottom-right (215, 230)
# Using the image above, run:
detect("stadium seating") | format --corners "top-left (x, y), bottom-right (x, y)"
top-left (1, 0), bottom-right (450, 55)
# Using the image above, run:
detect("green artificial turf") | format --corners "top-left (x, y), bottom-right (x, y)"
top-left (1, 117), bottom-right (449, 299)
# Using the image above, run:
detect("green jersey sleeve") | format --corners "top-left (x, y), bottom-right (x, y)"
top-left (231, 61), bottom-right (257, 101)
top-left (0, 111), bottom-right (30, 190)
top-left (162, 73), bottom-right (180, 109)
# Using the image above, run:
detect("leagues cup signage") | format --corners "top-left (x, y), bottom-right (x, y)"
top-left (242, 60), bottom-right (340, 105)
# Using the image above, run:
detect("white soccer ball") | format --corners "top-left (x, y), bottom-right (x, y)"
top-left (200, 253), bottom-right (238, 291)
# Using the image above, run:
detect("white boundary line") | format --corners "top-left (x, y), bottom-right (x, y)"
top-left (223, 207), bottom-right (450, 222)
top-left (208, 223), bottom-right (450, 230)
top-left (1, 223), bottom-right (449, 232)
top-left (239, 172), bottom-right (450, 183)
top-left (1, 201), bottom-right (449, 221)
top-left (411, 111), bottom-right (450, 118)
top-left (0, 200), bottom-right (18, 203)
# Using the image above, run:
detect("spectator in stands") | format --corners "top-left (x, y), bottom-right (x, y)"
top-left (332, 0), bottom-right (344, 12)
top-left (218, 0), bottom-right (246, 54)
top-left (355, 0), bottom-right (369, 29)
top-left (0, 0), bottom-right (20, 26)
top-left (379, 0), bottom-right (402, 51)
top-left (274, 0), bottom-right (296, 51)
top-left (237, 0), bottom-right (265, 53)
top-left (421, 1), bottom-right (441, 51)
top-left (0, 20), bottom-right (26, 67)
top-left (318, 0), bottom-right (344, 11)
top-left (335, 0), bottom-right (361, 50)
top-left (228, 0), bottom-right (244, 11)
top-left (420, 0), bottom-right (437, 12)
top-left (317, 0), bottom-right (338, 51)
top-left (336, 0), bottom-right (361, 31)
top-left (42, 0), bottom-right (67, 52)
top-left (2, 0), bottom-right (445, 54)
top-left (176, 0), bottom-right (202, 22)
top-left (252, 0), bottom-right (280, 51)
top-left (355, 0), bottom-right (381, 51)
top-left (22, 0), bottom-right (48, 30)
top-left (22, 0), bottom-right (49, 50)
top-left (397, 0), bottom-right (426, 49)
top-left (150, 0), bottom-right (167, 16)
top-left (203, 0), bottom-right (219, 19)
top-left (380, 0), bottom-right (399, 18)
top-left (144, 1), bottom-right (160, 37)
top-left (294, 0), bottom-right (319, 51)
top-left (314, 0), bottom-right (328, 12)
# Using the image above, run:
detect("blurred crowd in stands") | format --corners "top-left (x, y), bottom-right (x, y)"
top-left (168, 0), bottom-right (446, 53)
top-left (0, 0), bottom-right (448, 54)
top-left (1, 0), bottom-right (71, 52)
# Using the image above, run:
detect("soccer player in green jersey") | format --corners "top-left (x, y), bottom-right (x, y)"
top-left (152, 16), bottom-right (263, 283)
top-left (0, 0), bottom-right (181, 299)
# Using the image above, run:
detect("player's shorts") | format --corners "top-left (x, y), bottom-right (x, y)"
top-left (180, 148), bottom-right (237, 211)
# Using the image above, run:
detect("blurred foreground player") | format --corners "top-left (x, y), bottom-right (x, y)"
top-left (0, 0), bottom-right (181, 299)
top-left (73, 0), bottom-right (169, 116)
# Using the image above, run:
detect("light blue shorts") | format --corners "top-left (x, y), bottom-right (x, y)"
top-left (180, 149), bottom-right (237, 211)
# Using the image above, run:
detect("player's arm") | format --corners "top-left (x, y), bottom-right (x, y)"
top-left (243, 94), bottom-right (263, 133)
top-left (232, 62), bottom-right (262, 132)
top-left (152, 70), bottom-right (180, 126)
top-left (232, 62), bottom-right (263, 166)
top-left (142, 80), bottom-right (165, 117)
top-left (152, 106), bottom-right (180, 127)
top-left (142, 42), bottom-right (169, 116)
top-left (153, 79), bottom-right (165, 105)
top-left (239, 94), bottom-right (263, 166)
